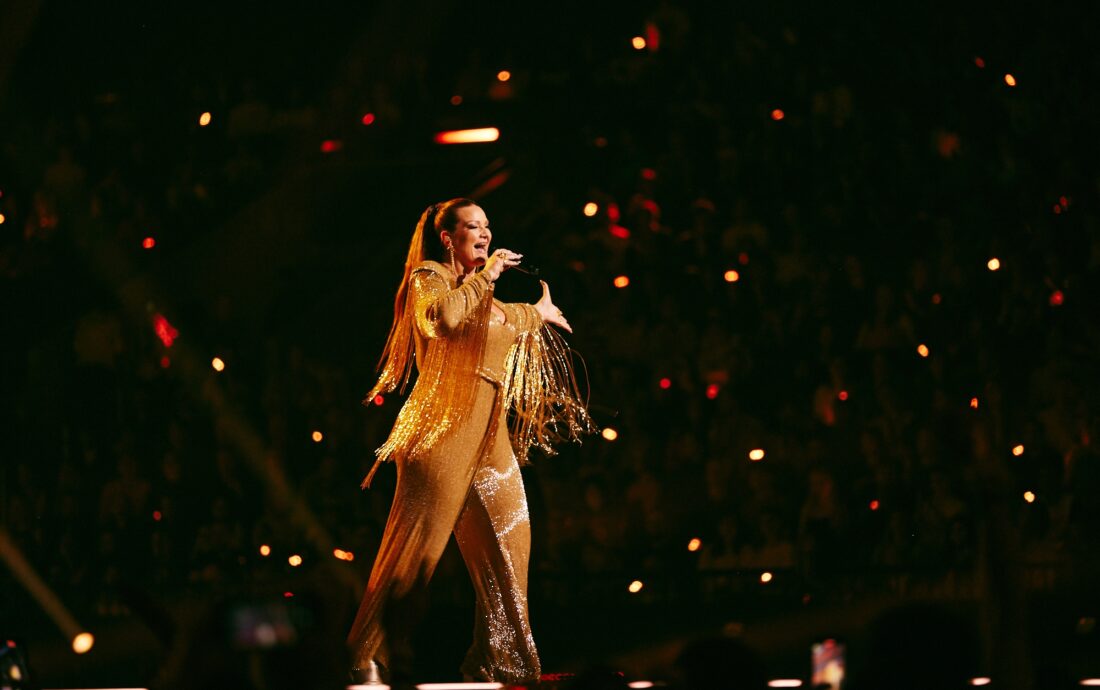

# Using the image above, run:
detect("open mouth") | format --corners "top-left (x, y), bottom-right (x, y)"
top-left (473, 241), bottom-right (489, 253)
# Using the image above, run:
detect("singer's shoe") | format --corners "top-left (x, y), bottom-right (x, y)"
top-left (349, 659), bottom-right (386, 684)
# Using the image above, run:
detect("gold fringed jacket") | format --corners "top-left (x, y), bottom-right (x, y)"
top-left (361, 260), bottom-right (596, 487)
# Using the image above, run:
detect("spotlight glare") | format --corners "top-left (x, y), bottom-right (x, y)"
top-left (970, 679), bottom-right (992, 687)
top-left (72, 632), bottom-right (95, 654)
top-left (724, 269), bottom-right (740, 282)
top-left (628, 579), bottom-right (644, 593)
top-left (1004, 73), bottom-right (1017, 87)
top-left (288, 554), bottom-right (303, 567)
top-left (259, 544), bottom-right (271, 556)
top-left (1024, 491), bottom-right (1036, 504)
top-left (632, 36), bottom-right (646, 50)
top-left (687, 538), bottom-right (702, 552)
top-left (917, 344), bottom-right (930, 358)
top-left (987, 257), bottom-right (1001, 271)
top-left (212, 357), bottom-right (226, 372)
top-left (434, 127), bottom-right (500, 144)
top-left (1012, 444), bottom-right (1024, 456)
top-left (768, 681), bottom-right (803, 688)
top-left (749, 449), bottom-right (765, 462)
top-left (602, 427), bottom-right (619, 441)
top-left (613, 275), bottom-right (630, 288)
top-left (312, 430), bottom-right (323, 442)
top-left (199, 111), bottom-right (212, 126)
top-left (583, 202), bottom-right (599, 216)
top-left (760, 571), bottom-right (774, 583)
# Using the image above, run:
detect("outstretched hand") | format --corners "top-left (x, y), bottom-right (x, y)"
top-left (534, 280), bottom-right (572, 333)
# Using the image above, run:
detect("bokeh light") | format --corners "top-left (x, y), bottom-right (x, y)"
top-left (974, 56), bottom-right (986, 68)
top-left (583, 202), bottom-right (599, 216)
top-left (917, 344), bottom-right (930, 358)
top-left (71, 632), bottom-right (94, 654)
top-left (749, 449), bottom-right (765, 462)
top-left (760, 571), bottom-right (773, 584)
top-left (450, 95), bottom-right (463, 106)
top-left (497, 70), bottom-right (511, 82)
top-left (870, 499), bottom-right (880, 511)
top-left (838, 390), bottom-right (849, 401)
top-left (259, 544), bottom-right (271, 557)
top-left (1012, 444), bottom-right (1025, 456)
top-left (0, 213), bottom-right (6, 225)
top-left (1023, 491), bottom-right (1036, 504)
top-left (373, 394), bottom-right (385, 406)
top-left (613, 275), bottom-right (630, 288)
top-left (361, 113), bottom-right (376, 125)
top-left (631, 36), bottom-right (646, 50)
top-left (434, 127), bottom-right (500, 144)
top-left (724, 269), bottom-right (740, 282)
top-left (987, 257), bottom-right (1001, 271)
top-left (602, 427), bottom-right (619, 441)
top-left (687, 538), bottom-right (702, 552)
top-left (970, 397), bottom-right (979, 409)
top-left (142, 236), bottom-right (155, 249)
top-left (199, 112), bottom-right (212, 126)
top-left (212, 357), bottom-right (225, 372)
top-left (288, 554), bottom-right (303, 567)
top-left (628, 580), bottom-right (644, 593)
top-left (1050, 290), bottom-right (1065, 306)
top-left (771, 109), bottom-right (785, 121)
top-left (659, 377), bottom-right (672, 389)
top-left (312, 430), bottom-right (323, 442)
top-left (1004, 73), bottom-right (1017, 87)
top-left (705, 383), bottom-right (720, 399)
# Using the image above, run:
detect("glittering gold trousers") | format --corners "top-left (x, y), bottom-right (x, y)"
top-left (347, 378), bottom-right (541, 683)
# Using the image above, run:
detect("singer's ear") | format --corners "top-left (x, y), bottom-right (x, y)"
top-left (439, 230), bottom-right (452, 248)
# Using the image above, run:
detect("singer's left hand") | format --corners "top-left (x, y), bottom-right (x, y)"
top-left (534, 280), bottom-right (572, 332)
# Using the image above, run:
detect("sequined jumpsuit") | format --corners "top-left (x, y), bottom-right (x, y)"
top-left (348, 260), bottom-right (589, 682)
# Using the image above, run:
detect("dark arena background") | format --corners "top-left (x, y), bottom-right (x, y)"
top-left (2, 1), bottom-right (1099, 689)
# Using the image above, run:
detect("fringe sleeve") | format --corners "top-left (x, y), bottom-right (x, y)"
top-left (502, 306), bottom-right (599, 464)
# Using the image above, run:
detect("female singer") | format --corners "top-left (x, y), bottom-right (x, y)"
top-left (347, 198), bottom-right (595, 684)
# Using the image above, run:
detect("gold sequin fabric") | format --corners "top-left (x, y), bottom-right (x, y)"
top-left (348, 260), bottom-right (596, 682)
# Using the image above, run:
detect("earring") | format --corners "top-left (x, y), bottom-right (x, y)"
top-left (444, 244), bottom-right (454, 267)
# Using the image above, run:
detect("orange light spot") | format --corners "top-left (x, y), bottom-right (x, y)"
top-left (361, 113), bottom-right (376, 126)
top-left (284, 591), bottom-right (294, 598)
top-left (153, 510), bottom-right (162, 521)
top-left (631, 36), bottom-right (646, 50)
top-left (583, 202), bottom-right (599, 217)
top-left (724, 269), bottom-right (740, 282)
top-left (869, 499), bottom-right (880, 511)
top-left (72, 633), bottom-right (95, 654)
top-left (434, 127), bottom-right (500, 144)
top-left (738, 252), bottom-right (749, 265)
top-left (373, 394), bottom-right (384, 406)
top-left (594, 136), bottom-right (608, 147)
top-left (917, 344), bottom-right (930, 358)
top-left (613, 275), bottom-right (630, 288)
top-left (334, 548), bottom-right (355, 561)
top-left (932, 293), bottom-right (942, 305)
top-left (602, 427), bottom-right (619, 441)
top-left (288, 554), bottom-right (303, 567)
top-left (970, 397), bottom-right (979, 409)
top-left (1012, 444), bottom-right (1025, 456)
top-left (987, 257), bottom-right (1001, 271)
top-left (659, 377), bottom-right (672, 389)
top-left (1004, 73), bottom-right (1017, 87)
top-left (450, 95), bottom-right (463, 106)
top-left (212, 357), bottom-right (226, 372)
top-left (838, 390), bottom-right (849, 401)
top-left (974, 57), bottom-right (986, 68)
top-left (687, 538), bottom-right (702, 552)
top-left (1023, 491), bottom-right (1036, 503)
top-left (771, 109), bottom-right (785, 121)
top-left (497, 70), bottom-right (511, 82)
top-left (142, 236), bottom-right (156, 249)
top-left (760, 571), bottom-right (773, 584)
top-left (199, 112), bottom-right (212, 126)
top-left (705, 383), bottom-right (720, 399)
top-left (749, 448), bottom-right (765, 462)
top-left (0, 213), bottom-right (6, 225)
top-left (311, 430), bottom-right (323, 443)
top-left (259, 544), bottom-right (271, 557)
top-left (628, 579), bottom-right (644, 593)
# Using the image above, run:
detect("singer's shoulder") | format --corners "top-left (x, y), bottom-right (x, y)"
top-left (413, 260), bottom-right (450, 278)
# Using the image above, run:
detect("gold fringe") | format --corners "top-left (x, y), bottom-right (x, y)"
top-left (502, 321), bottom-right (599, 464)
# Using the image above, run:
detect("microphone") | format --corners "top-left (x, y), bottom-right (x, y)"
top-left (512, 262), bottom-right (540, 276)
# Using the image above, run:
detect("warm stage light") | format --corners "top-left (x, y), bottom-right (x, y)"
top-left (142, 236), bottom-right (155, 249)
top-left (497, 70), bottom-right (511, 82)
top-left (970, 678), bottom-right (991, 686)
top-left (320, 139), bottom-right (344, 153)
top-left (609, 225), bottom-right (631, 239)
top-left (687, 538), bottom-right (702, 552)
top-left (870, 499), bottom-right (880, 511)
top-left (199, 112), bottom-right (212, 126)
top-left (602, 428), bottom-right (619, 441)
top-left (613, 275), bottom-right (630, 288)
top-left (312, 431), bottom-right (323, 442)
top-left (768, 681), bottom-right (803, 688)
top-left (705, 384), bottom-right (720, 399)
top-left (212, 357), bottom-right (226, 371)
top-left (724, 269), bottom-right (740, 282)
top-left (628, 580), bottom-right (644, 593)
top-left (361, 113), bottom-right (376, 125)
top-left (970, 397), bottom-right (979, 409)
top-left (153, 510), bottom-right (162, 521)
top-left (632, 36), bottom-right (646, 50)
top-left (334, 549), bottom-right (355, 561)
top-left (434, 127), bottom-right (500, 144)
top-left (584, 202), bottom-right (598, 216)
top-left (749, 449), bottom-right (765, 462)
top-left (450, 95), bottom-right (463, 106)
top-left (1024, 491), bottom-right (1036, 504)
top-left (659, 377), bottom-right (672, 389)
top-left (987, 257), bottom-right (1001, 271)
top-left (160, 356), bottom-right (170, 368)
top-left (1004, 73), bottom-right (1017, 87)
top-left (72, 632), bottom-right (95, 654)
top-left (288, 554), bottom-right (303, 566)
top-left (917, 344), bottom-right (930, 358)
top-left (152, 313), bottom-right (179, 347)
top-left (760, 571), bottom-right (773, 583)
top-left (259, 544), bottom-right (271, 556)
top-left (0, 213), bottom-right (6, 225)
top-left (932, 293), bottom-right (942, 305)
top-left (838, 390), bottom-right (849, 401)
top-left (1050, 290), bottom-right (1065, 306)
top-left (771, 109), bottom-right (785, 121)
top-left (1012, 444), bottom-right (1024, 456)
top-left (974, 57), bottom-right (986, 68)
top-left (373, 394), bottom-right (385, 406)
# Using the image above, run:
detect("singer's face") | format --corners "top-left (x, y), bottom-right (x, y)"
top-left (443, 205), bottom-right (492, 271)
